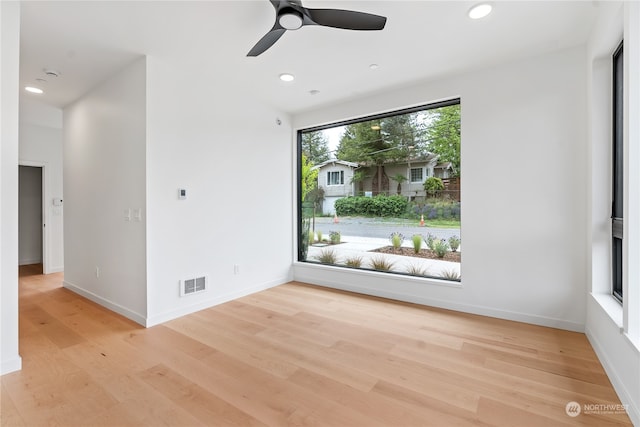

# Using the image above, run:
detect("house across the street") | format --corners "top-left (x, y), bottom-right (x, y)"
top-left (312, 159), bottom-right (359, 214)
top-left (313, 153), bottom-right (460, 214)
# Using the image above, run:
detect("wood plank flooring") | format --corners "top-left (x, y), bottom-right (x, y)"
top-left (1, 266), bottom-right (632, 426)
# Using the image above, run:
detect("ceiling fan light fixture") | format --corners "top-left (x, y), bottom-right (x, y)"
top-left (279, 9), bottom-right (303, 30)
top-left (468, 3), bottom-right (492, 19)
top-left (248, 0), bottom-right (387, 57)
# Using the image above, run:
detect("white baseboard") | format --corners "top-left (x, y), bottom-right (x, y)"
top-left (64, 276), bottom-right (289, 328)
top-left (47, 265), bottom-right (64, 274)
top-left (585, 327), bottom-right (640, 426)
top-left (18, 258), bottom-right (41, 266)
top-left (294, 264), bottom-right (584, 332)
top-left (63, 280), bottom-right (147, 326)
top-left (145, 276), bottom-right (288, 327)
top-left (1, 356), bottom-right (22, 376)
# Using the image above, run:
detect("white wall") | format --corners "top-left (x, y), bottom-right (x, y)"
top-left (1, 0), bottom-right (22, 375)
top-left (19, 99), bottom-right (64, 272)
top-left (64, 57), bottom-right (148, 324)
top-left (18, 166), bottom-right (42, 265)
top-left (294, 46), bottom-right (588, 332)
top-left (585, 2), bottom-right (640, 425)
top-left (145, 56), bottom-right (293, 326)
top-left (62, 53), bottom-right (294, 327)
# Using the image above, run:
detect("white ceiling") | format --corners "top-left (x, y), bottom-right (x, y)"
top-left (19, 1), bottom-right (600, 114)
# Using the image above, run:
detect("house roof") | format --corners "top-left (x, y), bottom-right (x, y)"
top-left (357, 153), bottom-right (439, 167)
top-left (435, 162), bottom-right (453, 169)
top-left (311, 159), bottom-right (360, 171)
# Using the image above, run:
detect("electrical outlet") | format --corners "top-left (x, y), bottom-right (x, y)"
top-left (234, 264), bottom-right (240, 275)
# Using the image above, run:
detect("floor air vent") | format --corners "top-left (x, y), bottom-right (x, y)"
top-left (180, 276), bottom-right (207, 297)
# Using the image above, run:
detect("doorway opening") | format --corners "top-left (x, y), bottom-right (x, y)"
top-left (18, 165), bottom-right (45, 274)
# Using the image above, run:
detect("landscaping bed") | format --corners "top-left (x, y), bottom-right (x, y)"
top-left (370, 246), bottom-right (461, 263)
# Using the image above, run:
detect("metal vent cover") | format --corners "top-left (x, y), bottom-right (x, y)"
top-left (180, 276), bottom-right (207, 296)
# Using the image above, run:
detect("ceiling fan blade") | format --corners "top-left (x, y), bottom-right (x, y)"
top-left (247, 26), bottom-right (286, 57)
top-left (304, 8), bottom-right (386, 30)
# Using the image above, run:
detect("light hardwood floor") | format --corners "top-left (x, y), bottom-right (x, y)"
top-left (1, 266), bottom-right (632, 426)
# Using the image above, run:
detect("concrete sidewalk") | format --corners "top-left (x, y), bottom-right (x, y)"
top-left (306, 235), bottom-right (461, 279)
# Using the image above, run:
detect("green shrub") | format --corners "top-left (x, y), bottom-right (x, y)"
top-left (423, 177), bottom-right (444, 197)
top-left (448, 235), bottom-right (460, 252)
top-left (411, 234), bottom-right (422, 253)
top-left (433, 239), bottom-right (449, 258)
top-left (329, 231), bottom-right (341, 244)
top-left (389, 232), bottom-right (404, 250)
top-left (344, 256), bottom-right (363, 268)
top-left (441, 269), bottom-right (461, 280)
top-left (314, 249), bottom-right (338, 265)
top-left (316, 230), bottom-right (323, 242)
top-left (425, 233), bottom-right (436, 251)
top-left (406, 264), bottom-right (429, 276)
top-left (411, 200), bottom-right (461, 221)
top-left (369, 256), bottom-right (395, 271)
top-left (335, 195), bottom-right (408, 217)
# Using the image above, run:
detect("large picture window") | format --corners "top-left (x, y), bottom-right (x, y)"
top-left (298, 99), bottom-right (461, 281)
top-left (612, 41), bottom-right (623, 302)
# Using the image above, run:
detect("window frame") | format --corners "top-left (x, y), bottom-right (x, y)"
top-left (327, 170), bottom-right (344, 186)
top-left (297, 98), bottom-right (461, 272)
top-left (612, 40), bottom-right (623, 303)
top-left (410, 167), bottom-right (424, 184)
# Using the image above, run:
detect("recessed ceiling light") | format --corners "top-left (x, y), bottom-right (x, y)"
top-left (279, 73), bottom-right (295, 82)
top-left (369, 63), bottom-right (379, 70)
top-left (25, 86), bottom-right (44, 94)
top-left (309, 89), bottom-right (320, 95)
top-left (468, 3), bottom-right (492, 19)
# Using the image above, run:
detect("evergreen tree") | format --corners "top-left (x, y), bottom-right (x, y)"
top-left (335, 116), bottom-right (421, 164)
top-left (424, 104), bottom-right (461, 174)
top-left (335, 115), bottom-right (421, 194)
top-left (301, 131), bottom-right (331, 165)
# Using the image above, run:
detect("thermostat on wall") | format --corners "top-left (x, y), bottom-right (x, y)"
top-left (178, 189), bottom-right (186, 200)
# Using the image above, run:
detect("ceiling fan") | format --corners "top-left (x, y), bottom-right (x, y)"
top-left (247, 0), bottom-right (387, 57)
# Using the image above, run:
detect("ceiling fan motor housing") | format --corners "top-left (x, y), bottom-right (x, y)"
top-left (278, 7), bottom-right (303, 30)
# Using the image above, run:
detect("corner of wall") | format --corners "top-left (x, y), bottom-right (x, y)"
top-left (0, 0), bottom-right (22, 376)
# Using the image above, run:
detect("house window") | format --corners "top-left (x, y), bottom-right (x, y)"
top-left (327, 171), bottom-right (344, 185)
top-left (612, 41), bottom-right (623, 302)
top-left (298, 99), bottom-right (461, 282)
top-left (410, 168), bottom-right (423, 183)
